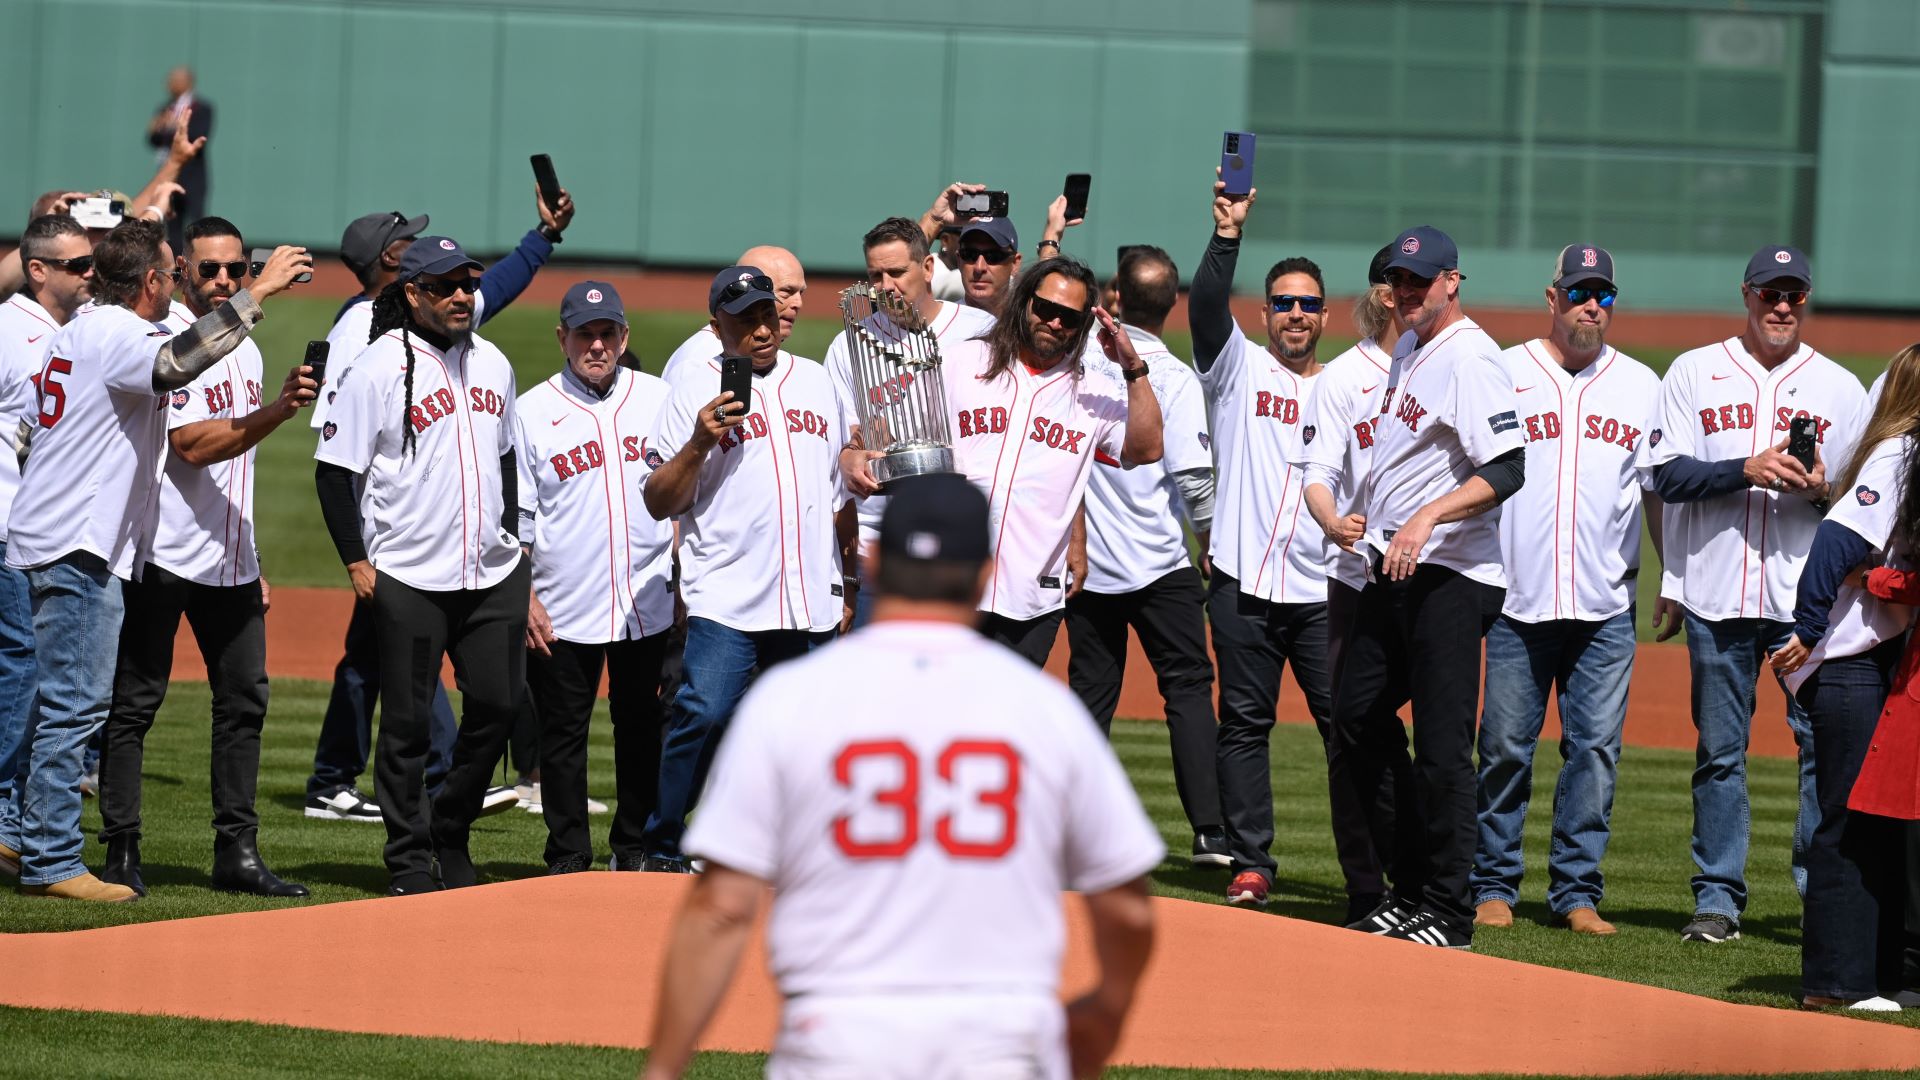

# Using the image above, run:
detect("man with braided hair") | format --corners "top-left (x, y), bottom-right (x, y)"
top-left (313, 237), bottom-right (528, 896)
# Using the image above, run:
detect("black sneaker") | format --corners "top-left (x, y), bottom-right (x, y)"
top-left (639, 855), bottom-right (695, 874)
top-left (1383, 908), bottom-right (1472, 950)
top-left (547, 853), bottom-right (592, 875)
top-left (1191, 828), bottom-right (1231, 868)
top-left (305, 787), bottom-right (383, 822)
top-left (1680, 912), bottom-right (1740, 943)
top-left (1346, 895), bottom-right (1416, 934)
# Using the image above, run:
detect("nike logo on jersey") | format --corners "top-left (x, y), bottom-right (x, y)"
top-left (1515, 385), bottom-right (1534, 393)
top-left (551, 417), bottom-right (566, 426)
top-left (1710, 374), bottom-right (1732, 380)
top-left (1361, 384), bottom-right (1379, 394)
top-left (1393, 392), bottom-right (1428, 432)
top-left (1254, 391), bottom-right (1300, 423)
top-left (25, 335), bottom-right (42, 345)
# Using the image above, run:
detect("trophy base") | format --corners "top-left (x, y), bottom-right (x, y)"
top-left (874, 445), bottom-right (955, 490)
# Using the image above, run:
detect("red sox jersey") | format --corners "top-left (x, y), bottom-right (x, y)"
top-left (658, 324), bottom-right (720, 388)
top-left (1649, 337), bottom-right (1868, 621)
top-left (685, 620), bottom-right (1164, 999)
top-left (152, 302), bottom-right (264, 586)
top-left (314, 329), bottom-right (522, 592)
top-left (0, 294), bottom-right (62, 540)
top-left (310, 291), bottom-right (488, 432)
top-left (1495, 341), bottom-right (1660, 622)
top-left (1201, 331), bottom-right (1328, 604)
top-left (941, 339), bottom-right (1126, 620)
top-left (5, 303), bottom-right (171, 579)
top-left (826, 300), bottom-right (997, 552)
top-left (1292, 338), bottom-right (1397, 592)
top-left (650, 350), bottom-right (844, 633)
top-left (513, 367), bottom-right (675, 643)
top-left (1359, 318), bottom-right (1524, 586)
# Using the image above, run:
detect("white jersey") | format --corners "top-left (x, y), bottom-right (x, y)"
top-left (1495, 341), bottom-right (1659, 623)
top-left (6, 303), bottom-right (174, 578)
top-left (1083, 327), bottom-right (1210, 595)
top-left (1359, 317), bottom-right (1523, 587)
top-left (314, 327), bottom-right (522, 592)
top-left (826, 300), bottom-right (997, 551)
top-left (1649, 337), bottom-right (1868, 622)
top-left (310, 291), bottom-right (487, 430)
top-left (1292, 338), bottom-right (1396, 592)
top-left (658, 324), bottom-right (721, 387)
top-left (1785, 436), bottom-right (1918, 694)
top-left (0, 295), bottom-right (63, 539)
top-left (513, 367), bottom-right (675, 643)
top-left (1868, 369), bottom-right (1887, 413)
top-left (685, 620), bottom-right (1164, 999)
top-left (942, 340), bottom-right (1126, 620)
top-left (151, 301), bottom-right (264, 586)
top-left (649, 349), bottom-right (844, 633)
top-left (1201, 332), bottom-right (1328, 604)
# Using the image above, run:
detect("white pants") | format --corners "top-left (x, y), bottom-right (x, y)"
top-left (768, 991), bottom-right (1066, 1080)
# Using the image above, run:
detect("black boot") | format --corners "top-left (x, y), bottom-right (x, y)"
top-left (211, 836), bottom-right (310, 897)
top-left (101, 836), bottom-right (147, 897)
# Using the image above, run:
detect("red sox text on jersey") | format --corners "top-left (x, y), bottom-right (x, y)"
top-left (1517, 410), bottom-right (1646, 450)
top-left (1695, 401), bottom-right (1835, 442)
top-left (549, 435), bottom-right (660, 482)
top-left (716, 407), bottom-right (834, 452)
top-left (957, 406), bottom-right (1098, 457)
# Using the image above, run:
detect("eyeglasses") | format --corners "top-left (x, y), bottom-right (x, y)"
top-left (36, 255), bottom-right (92, 276)
top-left (151, 265), bottom-right (181, 283)
top-left (959, 246), bottom-right (1015, 266)
top-left (1561, 286), bottom-right (1617, 308)
top-left (1270, 294), bottom-right (1325, 314)
top-left (1029, 295), bottom-right (1088, 330)
top-left (413, 277), bottom-right (481, 299)
top-left (195, 260), bottom-right (249, 281)
top-left (714, 274), bottom-right (775, 309)
top-left (1384, 268), bottom-right (1437, 290)
top-left (1749, 286), bottom-right (1809, 308)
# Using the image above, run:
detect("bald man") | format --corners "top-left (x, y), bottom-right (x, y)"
top-left (661, 247), bottom-right (806, 384)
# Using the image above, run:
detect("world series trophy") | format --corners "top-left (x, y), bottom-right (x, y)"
top-left (837, 281), bottom-right (955, 487)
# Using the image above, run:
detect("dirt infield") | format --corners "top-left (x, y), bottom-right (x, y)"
top-left (1, 873), bottom-right (1913, 1074)
top-left (229, 587), bottom-right (1798, 759)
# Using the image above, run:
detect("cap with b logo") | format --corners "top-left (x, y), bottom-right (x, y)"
top-left (1382, 225), bottom-right (1459, 279)
top-left (958, 216), bottom-right (1020, 252)
top-left (561, 280), bottom-right (626, 328)
top-left (1745, 244), bottom-right (1811, 288)
top-left (397, 236), bottom-right (482, 282)
top-left (879, 473), bottom-right (990, 565)
top-left (708, 265), bottom-right (777, 316)
top-left (1552, 244), bottom-right (1615, 289)
top-left (340, 211), bottom-right (429, 276)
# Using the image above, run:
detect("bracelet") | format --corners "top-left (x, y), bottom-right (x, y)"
top-left (538, 223), bottom-right (563, 244)
top-left (842, 575), bottom-right (861, 591)
top-left (1123, 363), bottom-right (1150, 383)
top-left (1036, 239), bottom-right (1060, 255)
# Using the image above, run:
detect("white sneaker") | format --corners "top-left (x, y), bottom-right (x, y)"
top-left (586, 795), bottom-right (609, 814)
top-left (305, 787), bottom-right (383, 822)
top-left (520, 781), bottom-right (543, 814)
top-left (477, 785), bottom-right (520, 817)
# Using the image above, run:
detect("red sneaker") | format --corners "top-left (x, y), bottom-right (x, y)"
top-left (1226, 871), bottom-right (1269, 907)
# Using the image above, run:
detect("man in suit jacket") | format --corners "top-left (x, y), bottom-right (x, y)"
top-left (147, 66), bottom-right (213, 252)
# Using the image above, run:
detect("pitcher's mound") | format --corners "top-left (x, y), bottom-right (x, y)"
top-left (2, 875), bottom-right (1915, 1074)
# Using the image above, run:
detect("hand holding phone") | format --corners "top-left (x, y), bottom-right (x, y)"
top-left (1063, 174), bottom-right (1091, 222)
top-left (303, 340), bottom-right (330, 387)
top-left (955, 190), bottom-right (1010, 218)
top-left (531, 154), bottom-right (563, 209)
top-left (250, 247), bottom-right (313, 285)
top-left (719, 355), bottom-right (753, 417)
top-left (1789, 415), bottom-right (1818, 472)
top-left (1220, 131), bottom-right (1256, 198)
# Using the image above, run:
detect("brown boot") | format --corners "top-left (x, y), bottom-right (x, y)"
top-left (1473, 898), bottom-right (1513, 928)
top-left (0, 841), bottom-right (18, 879)
top-left (1563, 907), bottom-right (1617, 935)
top-left (19, 871), bottom-right (140, 903)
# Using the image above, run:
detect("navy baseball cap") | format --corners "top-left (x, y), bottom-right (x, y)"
top-left (561, 281), bottom-right (625, 328)
top-left (398, 236), bottom-right (481, 282)
top-left (1745, 244), bottom-right (1811, 288)
top-left (958, 216), bottom-right (1019, 252)
top-left (880, 473), bottom-right (990, 564)
top-left (1367, 243), bottom-right (1394, 286)
top-left (708, 266), bottom-right (776, 316)
top-left (340, 211), bottom-right (428, 276)
top-left (1382, 226), bottom-right (1459, 279)
top-left (1552, 244), bottom-right (1616, 289)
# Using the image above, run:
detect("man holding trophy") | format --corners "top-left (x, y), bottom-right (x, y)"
top-left (842, 255), bottom-right (1164, 664)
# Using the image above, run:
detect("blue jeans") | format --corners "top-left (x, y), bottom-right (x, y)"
top-left (1684, 613), bottom-right (1815, 920)
top-left (643, 617), bottom-right (831, 859)
top-left (0, 554), bottom-right (123, 885)
top-left (1471, 611), bottom-right (1634, 916)
top-left (0, 544), bottom-right (37, 849)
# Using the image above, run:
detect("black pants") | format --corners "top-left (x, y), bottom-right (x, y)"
top-left (1326, 578), bottom-right (1400, 902)
top-left (983, 610), bottom-right (1065, 667)
top-left (100, 564), bottom-right (268, 848)
top-left (507, 694), bottom-right (539, 780)
top-left (530, 633), bottom-right (670, 867)
top-left (1067, 567), bottom-right (1221, 833)
top-left (1331, 563), bottom-right (1501, 928)
top-left (305, 596), bottom-right (459, 798)
top-left (372, 560), bottom-right (530, 885)
top-left (1207, 572), bottom-right (1333, 881)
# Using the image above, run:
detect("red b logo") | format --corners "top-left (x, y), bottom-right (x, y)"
top-left (1581, 247), bottom-right (1597, 267)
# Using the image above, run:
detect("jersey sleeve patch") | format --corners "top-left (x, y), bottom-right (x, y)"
top-left (170, 388), bottom-right (191, 410)
top-left (1857, 484), bottom-right (1880, 506)
top-left (323, 421), bottom-right (338, 441)
top-left (1488, 410), bottom-right (1518, 434)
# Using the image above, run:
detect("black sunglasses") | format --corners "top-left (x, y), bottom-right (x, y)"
top-left (1030, 295), bottom-right (1088, 330)
top-left (960, 245), bottom-right (1015, 266)
top-left (1270, 294), bottom-right (1325, 314)
top-left (1749, 286), bottom-right (1808, 308)
top-left (36, 255), bottom-right (92, 276)
top-left (715, 274), bottom-right (776, 307)
top-left (196, 260), bottom-right (249, 281)
top-left (1562, 286), bottom-right (1617, 308)
top-left (1384, 268), bottom-right (1437, 289)
top-left (414, 276), bottom-right (481, 299)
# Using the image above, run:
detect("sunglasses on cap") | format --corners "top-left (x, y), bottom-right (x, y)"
top-left (715, 273), bottom-right (776, 306)
top-left (36, 255), bottom-right (92, 276)
top-left (1029, 295), bottom-right (1088, 330)
top-left (1270, 294), bottom-right (1324, 314)
top-left (195, 260), bottom-right (249, 281)
top-left (959, 245), bottom-right (1015, 266)
top-left (1748, 286), bottom-right (1808, 308)
top-left (1561, 285), bottom-right (1617, 308)
top-left (413, 276), bottom-right (481, 299)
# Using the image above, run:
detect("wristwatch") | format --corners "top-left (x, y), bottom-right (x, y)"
top-left (1036, 239), bottom-right (1060, 256)
top-left (1123, 363), bottom-right (1149, 383)
top-left (538, 223), bottom-right (563, 244)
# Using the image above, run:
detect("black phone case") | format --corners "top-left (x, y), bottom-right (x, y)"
top-left (304, 341), bottom-right (330, 384)
top-left (1789, 418), bottom-right (1817, 470)
top-left (531, 155), bottom-right (562, 206)
top-left (720, 357), bottom-right (752, 413)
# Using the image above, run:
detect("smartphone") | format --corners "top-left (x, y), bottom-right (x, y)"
top-left (70, 197), bottom-right (124, 230)
top-left (955, 190), bottom-right (1010, 218)
top-left (168, 190), bottom-right (186, 220)
top-left (1788, 415), bottom-right (1818, 472)
top-left (1221, 131), bottom-right (1257, 197)
top-left (530, 154), bottom-right (563, 209)
top-left (719, 355), bottom-right (753, 416)
top-left (1063, 173), bottom-right (1091, 221)
top-left (249, 247), bottom-right (313, 284)
top-left (303, 340), bottom-right (330, 387)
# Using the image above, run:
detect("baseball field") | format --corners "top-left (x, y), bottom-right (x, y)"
top-left (1, 273), bottom-right (1916, 1077)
